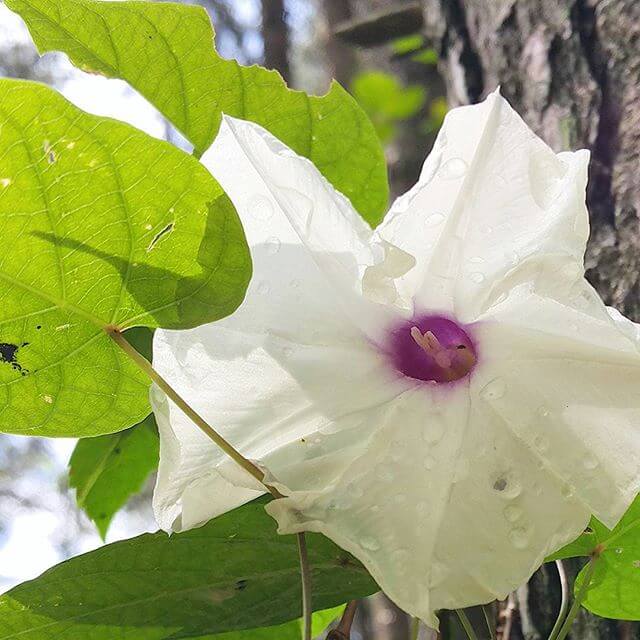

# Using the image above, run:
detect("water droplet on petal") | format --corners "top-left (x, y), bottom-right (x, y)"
top-left (504, 505), bottom-right (523, 523)
top-left (265, 236), bottom-right (280, 255)
top-left (425, 212), bottom-right (445, 227)
top-left (392, 549), bottom-right (410, 564)
top-left (537, 406), bottom-right (550, 418)
top-left (360, 536), bottom-right (380, 551)
top-left (289, 278), bottom-right (301, 289)
top-left (439, 157), bottom-right (468, 180)
top-left (470, 271), bottom-right (485, 283)
top-left (615, 547), bottom-right (624, 554)
top-left (583, 454), bottom-right (599, 470)
top-left (0, 178), bottom-right (11, 188)
top-left (468, 256), bottom-right (485, 264)
top-left (561, 484), bottom-right (574, 499)
top-left (509, 526), bottom-right (531, 549)
top-left (422, 418), bottom-right (445, 444)
top-left (423, 455), bottom-right (435, 470)
top-left (533, 435), bottom-right (549, 452)
top-left (480, 378), bottom-right (506, 400)
top-left (376, 464), bottom-right (394, 482)
top-left (256, 281), bottom-right (270, 295)
top-left (250, 195), bottom-right (275, 221)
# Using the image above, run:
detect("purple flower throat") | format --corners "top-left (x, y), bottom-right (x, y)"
top-left (387, 314), bottom-right (477, 383)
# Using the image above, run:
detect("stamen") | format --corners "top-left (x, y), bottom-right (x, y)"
top-left (410, 325), bottom-right (475, 380)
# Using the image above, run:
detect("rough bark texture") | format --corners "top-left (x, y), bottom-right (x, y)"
top-left (423, 0), bottom-right (640, 638)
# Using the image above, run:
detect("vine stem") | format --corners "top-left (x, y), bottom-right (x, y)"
top-left (411, 616), bottom-right (421, 640)
top-left (482, 604), bottom-right (497, 640)
top-left (108, 328), bottom-right (282, 498)
top-left (553, 556), bottom-right (598, 640)
top-left (297, 533), bottom-right (312, 640)
top-left (109, 329), bottom-right (315, 634)
top-left (547, 560), bottom-right (569, 640)
top-left (456, 610), bottom-right (479, 640)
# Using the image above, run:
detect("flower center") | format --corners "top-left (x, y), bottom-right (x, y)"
top-left (387, 314), bottom-right (477, 383)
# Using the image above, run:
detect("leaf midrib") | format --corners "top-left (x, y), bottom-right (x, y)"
top-left (1, 560), bottom-right (349, 639)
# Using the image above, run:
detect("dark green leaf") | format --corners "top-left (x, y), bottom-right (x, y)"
top-left (0, 79), bottom-right (250, 437)
top-left (69, 415), bottom-right (159, 538)
top-left (7, 0), bottom-right (389, 225)
top-left (0, 500), bottom-right (377, 639)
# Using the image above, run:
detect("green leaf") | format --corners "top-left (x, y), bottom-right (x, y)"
top-left (580, 497), bottom-right (640, 620)
top-left (0, 500), bottom-right (377, 639)
top-left (0, 79), bottom-right (250, 437)
top-left (195, 605), bottom-right (343, 640)
top-left (546, 495), bottom-right (640, 620)
top-left (545, 519), bottom-right (601, 562)
top-left (69, 414), bottom-right (159, 538)
top-left (7, 0), bottom-right (389, 225)
top-left (351, 71), bottom-right (426, 143)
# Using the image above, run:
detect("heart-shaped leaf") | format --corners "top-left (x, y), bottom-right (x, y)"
top-left (0, 500), bottom-right (377, 639)
top-left (6, 0), bottom-right (389, 225)
top-left (0, 79), bottom-right (250, 437)
top-left (547, 494), bottom-right (640, 620)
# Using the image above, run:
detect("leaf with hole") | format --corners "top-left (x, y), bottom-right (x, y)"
top-left (0, 500), bottom-right (377, 639)
top-left (0, 79), bottom-right (250, 437)
top-left (7, 0), bottom-right (389, 225)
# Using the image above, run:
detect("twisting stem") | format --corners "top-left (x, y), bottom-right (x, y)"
top-left (327, 601), bottom-right (358, 640)
top-left (297, 533), bottom-right (312, 640)
top-left (547, 560), bottom-right (570, 640)
top-left (411, 616), bottom-right (421, 640)
top-left (108, 328), bottom-right (282, 498)
top-left (553, 557), bottom-right (598, 640)
top-left (456, 610), bottom-right (479, 640)
top-left (482, 604), bottom-right (497, 640)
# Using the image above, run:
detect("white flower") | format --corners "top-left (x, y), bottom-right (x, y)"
top-left (151, 91), bottom-right (640, 624)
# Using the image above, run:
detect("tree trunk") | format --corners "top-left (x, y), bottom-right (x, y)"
top-left (422, 0), bottom-right (640, 638)
top-left (261, 0), bottom-right (291, 82)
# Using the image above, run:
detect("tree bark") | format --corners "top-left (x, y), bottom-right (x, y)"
top-left (261, 0), bottom-right (291, 82)
top-left (422, 0), bottom-right (640, 638)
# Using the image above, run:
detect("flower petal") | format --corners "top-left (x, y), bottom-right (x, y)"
top-left (152, 117), bottom-right (414, 531)
top-left (472, 286), bottom-right (640, 528)
top-left (266, 384), bottom-right (589, 625)
top-left (377, 91), bottom-right (590, 320)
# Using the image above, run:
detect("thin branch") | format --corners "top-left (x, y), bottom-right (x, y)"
top-left (483, 604), bottom-right (497, 640)
top-left (297, 532), bottom-right (312, 640)
top-left (547, 560), bottom-right (570, 640)
top-left (327, 601), bottom-right (358, 639)
top-left (411, 616), bottom-right (422, 640)
top-left (108, 328), bottom-right (282, 497)
top-left (456, 609), bottom-right (479, 640)
top-left (553, 557), bottom-right (598, 640)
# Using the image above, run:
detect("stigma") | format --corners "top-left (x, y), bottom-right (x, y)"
top-left (386, 314), bottom-right (478, 383)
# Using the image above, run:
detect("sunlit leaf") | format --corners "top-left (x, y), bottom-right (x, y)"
top-left (0, 79), bottom-right (250, 437)
top-left (69, 414), bottom-right (159, 538)
top-left (7, 0), bottom-right (389, 225)
top-left (0, 500), bottom-right (377, 639)
top-left (547, 494), bottom-right (640, 620)
top-left (197, 605), bottom-right (344, 640)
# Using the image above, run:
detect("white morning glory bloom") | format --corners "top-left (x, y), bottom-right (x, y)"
top-left (151, 91), bottom-right (640, 624)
